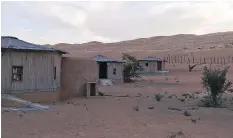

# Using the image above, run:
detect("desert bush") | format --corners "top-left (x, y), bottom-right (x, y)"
top-left (133, 106), bottom-right (139, 111)
top-left (122, 53), bottom-right (142, 82)
top-left (154, 93), bottom-right (164, 101)
top-left (188, 64), bottom-right (197, 72)
top-left (168, 131), bottom-right (184, 138)
top-left (98, 92), bottom-right (105, 96)
top-left (201, 66), bottom-right (232, 107)
top-left (183, 110), bottom-right (191, 116)
top-left (178, 98), bottom-right (185, 102)
top-left (148, 106), bottom-right (154, 110)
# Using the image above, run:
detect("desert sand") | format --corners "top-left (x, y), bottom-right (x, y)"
top-left (2, 67), bottom-right (233, 138)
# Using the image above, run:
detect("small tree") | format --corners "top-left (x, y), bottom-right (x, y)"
top-left (122, 53), bottom-right (142, 82)
top-left (201, 66), bottom-right (232, 107)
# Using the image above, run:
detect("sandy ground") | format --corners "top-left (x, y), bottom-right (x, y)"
top-left (2, 66), bottom-right (233, 138)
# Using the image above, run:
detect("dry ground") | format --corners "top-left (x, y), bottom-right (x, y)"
top-left (2, 66), bottom-right (233, 138)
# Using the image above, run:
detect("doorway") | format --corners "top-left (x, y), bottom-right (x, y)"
top-left (157, 61), bottom-right (162, 71)
top-left (99, 62), bottom-right (107, 79)
top-left (90, 83), bottom-right (96, 96)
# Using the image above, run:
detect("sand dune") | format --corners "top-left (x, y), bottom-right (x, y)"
top-left (51, 31), bottom-right (233, 60)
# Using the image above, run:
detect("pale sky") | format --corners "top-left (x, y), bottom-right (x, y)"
top-left (1, 1), bottom-right (233, 45)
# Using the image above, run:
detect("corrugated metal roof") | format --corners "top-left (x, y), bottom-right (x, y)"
top-left (138, 57), bottom-right (164, 61)
top-left (94, 55), bottom-right (120, 62)
top-left (1, 36), bottom-right (66, 54)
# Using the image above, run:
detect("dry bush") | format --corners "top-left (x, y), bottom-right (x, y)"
top-left (154, 93), bottom-right (164, 101)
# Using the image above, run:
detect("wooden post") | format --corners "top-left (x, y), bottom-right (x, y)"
top-left (223, 57), bottom-right (226, 64)
top-left (168, 54), bottom-right (170, 63)
top-left (220, 57), bottom-right (223, 64)
top-left (171, 56), bottom-right (173, 64)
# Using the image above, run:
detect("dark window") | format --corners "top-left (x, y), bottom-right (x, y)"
top-left (113, 68), bottom-right (116, 75)
top-left (12, 66), bottom-right (23, 81)
top-left (145, 63), bottom-right (148, 66)
top-left (54, 66), bottom-right (56, 80)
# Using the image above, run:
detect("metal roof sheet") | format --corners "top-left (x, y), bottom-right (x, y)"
top-left (94, 55), bottom-right (120, 62)
top-left (1, 36), bottom-right (66, 54)
top-left (138, 57), bottom-right (164, 61)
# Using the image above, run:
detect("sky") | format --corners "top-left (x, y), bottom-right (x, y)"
top-left (1, 1), bottom-right (233, 45)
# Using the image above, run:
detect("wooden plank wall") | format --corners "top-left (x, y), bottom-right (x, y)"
top-left (1, 51), bottom-right (62, 93)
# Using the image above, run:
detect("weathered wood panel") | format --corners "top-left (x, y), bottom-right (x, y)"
top-left (1, 51), bottom-right (62, 93)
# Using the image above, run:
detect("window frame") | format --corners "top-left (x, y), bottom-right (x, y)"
top-left (113, 68), bottom-right (116, 75)
top-left (12, 66), bottom-right (23, 81)
top-left (54, 66), bottom-right (57, 80)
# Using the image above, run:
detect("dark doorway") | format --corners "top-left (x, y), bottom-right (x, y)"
top-left (157, 61), bottom-right (162, 71)
top-left (90, 83), bottom-right (96, 96)
top-left (99, 62), bottom-right (107, 79)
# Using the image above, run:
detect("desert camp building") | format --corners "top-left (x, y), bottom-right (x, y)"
top-left (1, 36), bottom-right (66, 102)
top-left (93, 55), bottom-right (123, 83)
top-left (137, 57), bottom-right (166, 74)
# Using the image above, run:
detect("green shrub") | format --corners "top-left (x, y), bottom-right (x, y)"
top-left (201, 66), bottom-right (232, 107)
top-left (122, 53), bottom-right (142, 82)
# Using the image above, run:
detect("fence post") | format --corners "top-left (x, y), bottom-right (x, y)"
top-left (223, 57), bottom-right (226, 64)
top-left (188, 57), bottom-right (190, 64)
top-left (168, 54), bottom-right (170, 63)
top-left (228, 56), bottom-right (230, 64)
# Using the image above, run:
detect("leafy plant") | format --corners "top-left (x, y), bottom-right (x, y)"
top-left (201, 66), bottom-right (232, 107)
top-left (122, 53), bottom-right (142, 82)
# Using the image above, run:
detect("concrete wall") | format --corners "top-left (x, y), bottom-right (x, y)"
top-left (60, 57), bottom-right (98, 100)
top-left (97, 62), bottom-right (123, 83)
top-left (137, 61), bottom-right (165, 73)
top-left (107, 62), bottom-right (123, 81)
top-left (1, 50), bottom-right (62, 93)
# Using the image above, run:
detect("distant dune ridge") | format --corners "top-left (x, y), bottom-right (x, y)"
top-left (50, 31), bottom-right (233, 60)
